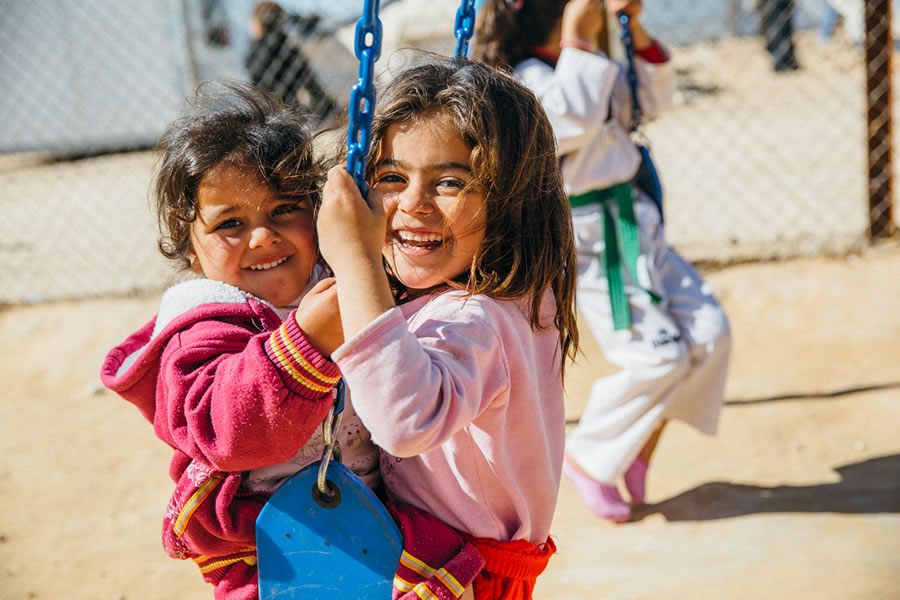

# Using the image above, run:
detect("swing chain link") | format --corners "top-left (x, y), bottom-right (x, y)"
top-left (346, 0), bottom-right (383, 195)
top-left (317, 379), bottom-right (346, 495)
top-left (616, 11), bottom-right (643, 130)
top-left (453, 0), bottom-right (477, 59)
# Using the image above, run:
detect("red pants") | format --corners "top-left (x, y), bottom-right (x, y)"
top-left (389, 500), bottom-right (485, 600)
top-left (463, 535), bottom-right (557, 600)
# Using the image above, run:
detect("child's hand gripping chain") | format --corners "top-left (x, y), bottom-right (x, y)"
top-left (295, 277), bottom-right (343, 356)
top-left (318, 165), bottom-right (394, 339)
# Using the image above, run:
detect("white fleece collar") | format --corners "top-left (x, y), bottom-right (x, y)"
top-left (151, 279), bottom-right (274, 340)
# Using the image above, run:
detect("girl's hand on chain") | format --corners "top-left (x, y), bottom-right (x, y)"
top-left (295, 277), bottom-right (343, 356)
top-left (608, 0), bottom-right (643, 18)
top-left (317, 165), bottom-right (386, 281)
top-left (561, 0), bottom-right (605, 44)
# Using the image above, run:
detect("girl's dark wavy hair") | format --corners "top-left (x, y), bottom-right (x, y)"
top-left (154, 79), bottom-right (323, 270)
top-left (367, 55), bottom-right (578, 369)
top-left (472, 0), bottom-right (568, 69)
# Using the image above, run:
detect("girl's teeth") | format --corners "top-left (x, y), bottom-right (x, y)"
top-left (249, 257), bottom-right (287, 270)
top-left (399, 233), bottom-right (442, 246)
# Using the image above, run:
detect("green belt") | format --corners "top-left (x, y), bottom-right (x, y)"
top-left (569, 183), bottom-right (660, 331)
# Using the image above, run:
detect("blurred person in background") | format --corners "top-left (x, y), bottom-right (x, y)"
top-left (245, 1), bottom-right (337, 121)
top-left (474, 0), bottom-right (732, 523)
top-left (818, 2), bottom-right (841, 43)
top-left (757, 0), bottom-right (800, 71)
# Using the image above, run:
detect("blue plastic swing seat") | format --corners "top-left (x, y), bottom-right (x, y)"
top-left (256, 462), bottom-right (403, 599)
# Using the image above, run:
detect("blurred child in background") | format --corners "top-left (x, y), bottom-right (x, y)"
top-left (245, 1), bottom-right (337, 120)
top-left (474, 0), bottom-right (732, 523)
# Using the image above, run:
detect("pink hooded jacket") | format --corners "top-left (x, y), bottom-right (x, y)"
top-left (100, 279), bottom-right (341, 581)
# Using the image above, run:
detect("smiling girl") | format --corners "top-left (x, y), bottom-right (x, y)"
top-left (100, 80), bottom-right (378, 600)
top-left (314, 56), bottom-right (579, 600)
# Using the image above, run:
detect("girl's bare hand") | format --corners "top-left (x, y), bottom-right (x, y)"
top-left (295, 277), bottom-right (343, 355)
top-left (316, 166), bottom-right (396, 340)
top-left (608, 0), bottom-right (643, 19)
top-left (316, 165), bottom-right (386, 279)
top-left (560, 0), bottom-right (605, 43)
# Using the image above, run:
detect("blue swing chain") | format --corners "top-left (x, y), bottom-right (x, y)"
top-left (617, 11), bottom-right (643, 132)
top-left (324, 1), bottom-right (471, 492)
top-left (346, 0), bottom-right (382, 196)
top-left (454, 0), bottom-right (477, 59)
top-left (317, 0), bottom-right (383, 496)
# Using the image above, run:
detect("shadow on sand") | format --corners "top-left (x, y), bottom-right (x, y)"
top-left (723, 381), bottom-right (900, 406)
top-left (633, 453), bottom-right (900, 522)
top-left (566, 382), bottom-right (900, 426)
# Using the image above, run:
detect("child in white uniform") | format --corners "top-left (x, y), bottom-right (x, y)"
top-left (474, 0), bottom-right (732, 522)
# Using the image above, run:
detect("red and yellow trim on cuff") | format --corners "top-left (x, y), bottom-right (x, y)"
top-left (394, 574), bottom-right (443, 600)
top-left (266, 321), bottom-right (340, 393)
top-left (394, 549), bottom-right (466, 598)
top-left (193, 546), bottom-right (257, 574)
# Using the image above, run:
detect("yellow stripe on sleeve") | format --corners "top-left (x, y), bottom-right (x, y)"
top-left (434, 567), bottom-right (465, 596)
top-left (268, 331), bottom-right (332, 393)
top-left (412, 583), bottom-right (441, 600)
top-left (277, 325), bottom-right (340, 383)
top-left (394, 574), bottom-right (415, 593)
top-left (400, 549), bottom-right (438, 578)
top-left (173, 473), bottom-right (224, 537)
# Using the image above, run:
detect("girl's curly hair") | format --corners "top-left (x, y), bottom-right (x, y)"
top-left (154, 79), bottom-right (323, 270)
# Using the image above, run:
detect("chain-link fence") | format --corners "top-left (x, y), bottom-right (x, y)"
top-left (0, 0), bottom-right (896, 304)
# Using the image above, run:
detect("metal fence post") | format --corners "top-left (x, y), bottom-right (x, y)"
top-left (865, 0), bottom-right (894, 239)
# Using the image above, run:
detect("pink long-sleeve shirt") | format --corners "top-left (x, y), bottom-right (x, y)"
top-left (333, 290), bottom-right (566, 545)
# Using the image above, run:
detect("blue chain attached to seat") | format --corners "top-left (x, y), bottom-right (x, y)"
top-left (346, 0), bottom-right (383, 196)
top-left (321, 0), bottom-right (383, 493)
top-left (257, 5), bottom-right (401, 596)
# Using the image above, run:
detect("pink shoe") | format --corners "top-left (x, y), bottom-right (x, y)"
top-left (562, 456), bottom-right (631, 523)
top-left (624, 456), bottom-right (649, 506)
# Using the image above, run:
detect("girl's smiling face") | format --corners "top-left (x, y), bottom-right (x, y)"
top-left (188, 163), bottom-right (318, 308)
top-left (374, 113), bottom-right (486, 294)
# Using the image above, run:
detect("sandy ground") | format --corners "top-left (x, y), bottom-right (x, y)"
top-left (1, 242), bottom-right (899, 600)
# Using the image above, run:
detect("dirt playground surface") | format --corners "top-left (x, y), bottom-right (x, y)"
top-left (1, 242), bottom-right (899, 600)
